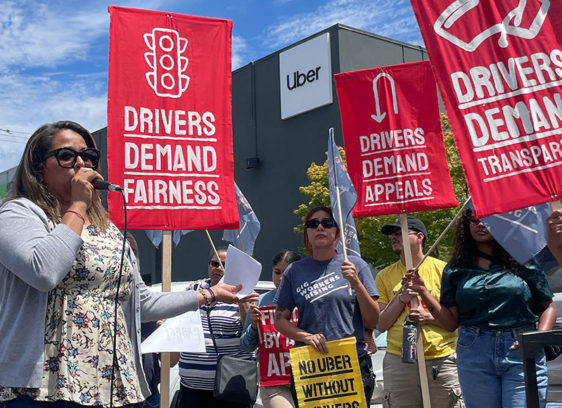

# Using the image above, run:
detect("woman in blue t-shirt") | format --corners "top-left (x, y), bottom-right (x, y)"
top-left (405, 208), bottom-right (556, 408)
top-left (274, 206), bottom-right (380, 405)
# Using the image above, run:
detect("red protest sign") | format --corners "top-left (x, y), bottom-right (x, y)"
top-left (107, 6), bottom-right (238, 229)
top-left (335, 61), bottom-right (458, 217)
top-left (410, 0), bottom-right (562, 217)
top-left (258, 305), bottom-right (298, 387)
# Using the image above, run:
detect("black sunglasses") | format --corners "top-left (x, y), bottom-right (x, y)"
top-left (305, 218), bottom-right (337, 229)
top-left (44, 147), bottom-right (100, 169)
top-left (469, 217), bottom-right (482, 225)
top-left (209, 260), bottom-right (225, 268)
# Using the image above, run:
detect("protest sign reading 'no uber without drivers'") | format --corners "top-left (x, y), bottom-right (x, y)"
top-left (411, 0), bottom-right (562, 217)
top-left (257, 305), bottom-right (298, 387)
top-left (107, 7), bottom-right (238, 229)
top-left (290, 337), bottom-right (367, 408)
top-left (335, 60), bottom-right (457, 216)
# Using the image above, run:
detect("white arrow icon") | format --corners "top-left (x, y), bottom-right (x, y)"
top-left (371, 73), bottom-right (398, 123)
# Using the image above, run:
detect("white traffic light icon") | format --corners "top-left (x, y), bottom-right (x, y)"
top-left (144, 28), bottom-right (189, 98)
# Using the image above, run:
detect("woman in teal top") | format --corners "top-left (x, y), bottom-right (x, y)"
top-left (405, 208), bottom-right (556, 408)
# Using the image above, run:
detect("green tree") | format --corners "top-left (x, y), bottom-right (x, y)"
top-left (294, 114), bottom-right (469, 269)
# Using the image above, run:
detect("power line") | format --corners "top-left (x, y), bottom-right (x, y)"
top-left (0, 135), bottom-right (29, 141)
top-left (0, 128), bottom-right (29, 135)
top-left (0, 128), bottom-right (31, 143)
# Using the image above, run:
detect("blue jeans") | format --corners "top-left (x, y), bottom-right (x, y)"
top-left (456, 326), bottom-right (547, 408)
top-left (142, 392), bottom-right (160, 408)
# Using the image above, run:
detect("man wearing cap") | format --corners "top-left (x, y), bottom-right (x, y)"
top-left (375, 216), bottom-right (463, 407)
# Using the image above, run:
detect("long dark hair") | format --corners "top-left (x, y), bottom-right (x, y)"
top-left (449, 208), bottom-right (519, 271)
top-left (9, 121), bottom-right (109, 229)
top-left (303, 206), bottom-right (339, 255)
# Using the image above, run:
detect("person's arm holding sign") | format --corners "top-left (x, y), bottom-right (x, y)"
top-left (240, 303), bottom-right (261, 352)
top-left (376, 289), bottom-right (417, 332)
top-left (404, 269), bottom-right (459, 332)
top-left (399, 273), bottom-right (442, 327)
top-left (274, 263), bottom-right (329, 355)
top-left (275, 305), bottom-right (329, 354)
top-left (342, 260), bottom-right (380, 329)
top-left (239, 300), bottom-right (251, 331)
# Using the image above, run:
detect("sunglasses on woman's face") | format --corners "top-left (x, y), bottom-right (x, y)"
top-left (305, 218), bottom-right (337, 229)
top-left (44, 147), bottom-right (100, 169)
top-left (209, 260), bottom-right (225, 268)
top-left (469, 217), bottom-right (483, 225)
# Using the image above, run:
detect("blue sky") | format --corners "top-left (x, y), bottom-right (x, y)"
top-left (0, 0), bottom-right (423, 173)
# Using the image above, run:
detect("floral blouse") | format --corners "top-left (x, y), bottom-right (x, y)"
top-left (0, 223), bottom-right (143, 407)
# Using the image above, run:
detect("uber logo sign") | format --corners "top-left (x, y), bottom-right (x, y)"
top-left (286, 67), bottom-right (321, 90)
top-left (279, 33), bottom-right (333, 119)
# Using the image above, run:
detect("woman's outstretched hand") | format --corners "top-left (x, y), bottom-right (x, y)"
top-left (211, 283), bottom-right (259, 304)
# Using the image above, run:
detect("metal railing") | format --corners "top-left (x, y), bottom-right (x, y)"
top-left (519, 329), bottom-right (562, 408)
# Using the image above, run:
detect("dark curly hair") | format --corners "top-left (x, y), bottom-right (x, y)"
top-left (449, 208), bottom-right (520, 272)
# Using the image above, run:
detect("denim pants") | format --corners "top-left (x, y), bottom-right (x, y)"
top-left (142, 392), bottom-right (160, 408)
top-left (456, 326), bottom-right (547, 408)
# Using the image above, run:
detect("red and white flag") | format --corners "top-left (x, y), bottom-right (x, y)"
top-left (335, 60), bottom-right (457, 217)
top-left (410, 0), bottom-right (562, 217)
top-left (107, 6), bottom-right (238, 230)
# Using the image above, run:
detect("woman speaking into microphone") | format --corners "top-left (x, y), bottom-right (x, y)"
top-left (0, 121), bottom-right (256, 407)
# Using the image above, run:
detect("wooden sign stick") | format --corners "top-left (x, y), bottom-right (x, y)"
top-left (159, 230), bottom-right (172, 408)
top-left (400, 214), bottom-right (431, 408)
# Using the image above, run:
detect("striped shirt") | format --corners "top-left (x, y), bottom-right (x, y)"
top-left (179, 279), bottom-right (254, 390)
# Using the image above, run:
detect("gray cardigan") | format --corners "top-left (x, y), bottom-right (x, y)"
top-left (0, 198), bottom-right (198, 399)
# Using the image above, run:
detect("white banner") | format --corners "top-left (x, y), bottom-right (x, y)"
top-left (141, 310), bottom-right (205, 353)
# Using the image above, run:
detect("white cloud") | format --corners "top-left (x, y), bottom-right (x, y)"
top-left (0, 0), bottom-right (164, 172)
top-left (0, 71), bottom-right (107, 130)
top-left (263, 0), bottom-right (422, 50)
top-left (0, 0), bottom-right (174, 72)
top-left (0, 69), bottom-right (108, 172)
top-left (232, 35), bottom-right (249, 70)
top-left (0, 1), bottom-right (109, 72)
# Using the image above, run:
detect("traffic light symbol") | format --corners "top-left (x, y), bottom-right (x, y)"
top-left (144, 28), bottom-right (189, 98)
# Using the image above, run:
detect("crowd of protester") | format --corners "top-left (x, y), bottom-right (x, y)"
top-left (1, 121), bottom-right (561, 408)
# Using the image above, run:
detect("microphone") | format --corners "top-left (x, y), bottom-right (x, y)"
top-left (92, 178), bottom-right (123, 192)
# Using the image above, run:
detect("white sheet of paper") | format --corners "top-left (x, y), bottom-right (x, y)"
top-left (223, 244), bottom-right (262, 297)
top-left (141, 311), bottom-right (205, 353)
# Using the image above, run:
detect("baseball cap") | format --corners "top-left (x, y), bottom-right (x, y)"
top-left (381, 215), bottom-right (428, 238)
